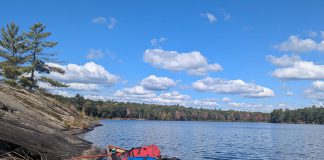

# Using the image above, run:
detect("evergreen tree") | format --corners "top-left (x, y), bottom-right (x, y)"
top-left (270, 109), bottom-right (284, 123)
top-left (0, 22), bottom-right (30, 86)
top-left (73, 94), bottom-right (86, 111)
top-left (25, 23), bottom-right (67, 89)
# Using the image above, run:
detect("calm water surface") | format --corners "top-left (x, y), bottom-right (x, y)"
top-left (79, 120), bottom-right (324, 160)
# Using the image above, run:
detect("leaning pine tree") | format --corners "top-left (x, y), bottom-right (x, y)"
top-left (0, 22), bottom-right (30, 86)
top-left (25, 23), bottom-right (68, 90)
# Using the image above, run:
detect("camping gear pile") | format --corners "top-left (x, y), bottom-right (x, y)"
top-left (71, 144), bottom-right (179, 160)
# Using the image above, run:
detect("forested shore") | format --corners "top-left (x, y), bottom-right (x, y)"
top-left (51, 94), bottom-right (324, 124)
top-left (270, 106), bottom-right (324, 124)
top-left (52, 94), bottom-right (270, 122)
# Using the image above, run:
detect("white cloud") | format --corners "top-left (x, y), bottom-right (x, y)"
top-left (286, 91), bottom-right (293, 96)
top-left (311, 80), bottom-right (324, 91)
top-left (224, 101), bottom-right (294, 112)
top-left (222, 97), bottom-right (231, 103)
top-left (192, 98), bottom-right (219, 108)
top-left (266, 54), bottom-right (301, 67)
top-left (67, 83), bottom-right (100, 91)
top-left (221, 99), bottom-right (294, 112)
top-left (150, 37), bottom-right (167, 48)
top-left (108, 17), bottom-right (117, 29)
top-left (144, 49), bottom-right (206, 71)
top-left (267, 55), bottom-right (324, 80)
top-left (39, 82), bottom-right (99, 91)
top-left (271, 60), bottom-right (324, 80)
top-left (115, 86), bottom-right (153, 97)
top-left (92, 16), bottom-right (117, 29)
top-left (86, 49), bottom-right (105, 60)
top-left (84, 95), bottom-right (110, 100)
top-left (114, 86), bottom-right (218, 108)
top-left (159, 91), bottom-right (191, 101)
top-left (47, 62), bottom-right (119, 85)
top-left (192, 77), bottom-right (274, 98)
top-left (92, 17), bottom-right (106, 24)
top-left (38, 82), bottom-right (56, 90)
top-left (305, 81), bottom-right (324, 102)
top-left (246, 87), bottom-right (274, 98)
top-left (305, 89), bottom-right (324, 102)
top-left (114, 87), bottom-right (189, 104)
top-left (187, 63), bottom-right (223, 76)
top-left (51, 90), bottom-right (75, 97)
top-left (274, 35), bottom-right (324, 53)
top-left (201, 12), bottom-right (217, 23)
top-left (140, 75), bottom-right (176, 91)
top-left (38, 62), bottom-right (118, 94)
top-left (144, 49), bottom-right (222, 76)
top-left (227, 102), bottom-right (275, 112)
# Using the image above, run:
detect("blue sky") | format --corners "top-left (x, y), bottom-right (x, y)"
top-left (2, 0), bottom-right (324, 112)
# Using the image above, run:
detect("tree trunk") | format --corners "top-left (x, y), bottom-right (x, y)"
top-left (29, 50), bottom-right (36, 90)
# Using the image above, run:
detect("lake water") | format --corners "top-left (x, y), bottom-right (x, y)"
top-left (79, 120), bottom-right (324, 160)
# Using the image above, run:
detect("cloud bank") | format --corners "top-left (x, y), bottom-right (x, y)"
top-left (144, 49), bottom-right (222, 76)
top-left (192, 77), bottom-right (274, 98)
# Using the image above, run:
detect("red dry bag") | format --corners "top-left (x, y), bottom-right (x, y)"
top-left (122, 144), bottom-right (161, 159)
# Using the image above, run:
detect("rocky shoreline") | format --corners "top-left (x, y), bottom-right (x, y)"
top-left (0, 84), bottom-right (103, 160)
top-left (62, 123), bottom-right (103, 135)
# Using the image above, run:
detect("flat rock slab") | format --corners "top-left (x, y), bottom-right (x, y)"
top-left (0, 84), bottom-right (98, 160)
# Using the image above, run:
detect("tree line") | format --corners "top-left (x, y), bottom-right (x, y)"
top-left (0, 22), bottom-right (66, 89)
top-left (270, 106), bottom-right (324, 124)
top-left (52, 94), bottom-right (324, 124)
top-left (51, 94), bottom-right (270, 122)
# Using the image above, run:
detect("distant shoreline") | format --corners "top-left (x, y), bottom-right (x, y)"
top-left (100, 118), bottom-right (271, 124)
top-left (98, 118), bottom-right (324, 125)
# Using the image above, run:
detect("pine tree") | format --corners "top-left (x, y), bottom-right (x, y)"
top-left (0, 22), bottom-right (30, 86)
top-left (25, 23), bottom-right (67, 90)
